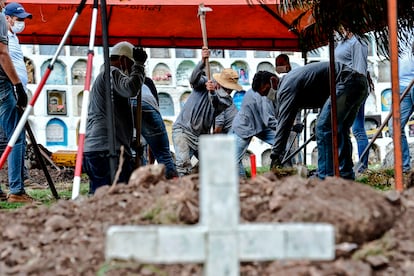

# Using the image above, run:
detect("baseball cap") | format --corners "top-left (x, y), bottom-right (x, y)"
top-left (5, 2), bottom-right (32, 19)
top-left (110, 41), bottom-right (134, 62)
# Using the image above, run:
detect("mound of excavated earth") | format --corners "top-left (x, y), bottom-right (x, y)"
top-left (0, 166), bottom-right (413, 275)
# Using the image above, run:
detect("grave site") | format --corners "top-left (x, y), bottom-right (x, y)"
top-left (0, 0), bottom-right (411, 274)
top-left (0, 136), bottom-right (414, 275)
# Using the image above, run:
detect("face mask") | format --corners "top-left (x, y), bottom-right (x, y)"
top-left (267, 80), bottom-right (277, 101)
top-left (12, 21), bottom-right (25, 33)
top-left (216, 87), bottom-right (231, 98)
top-left (276, 65), bottom-right (288, 74)
top-left (334, 31), bottom-right (342, 42)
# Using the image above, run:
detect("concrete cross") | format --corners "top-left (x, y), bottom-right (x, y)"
top-left (106, 135), bottom-right (335, 276)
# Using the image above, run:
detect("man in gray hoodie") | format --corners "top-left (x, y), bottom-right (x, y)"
top-left (83, 41), bottom-right (147, 194)
top-left (172, 47), bottom-right (240, 176)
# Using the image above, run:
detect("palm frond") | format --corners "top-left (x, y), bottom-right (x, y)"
top-left (278, 0), bottom-right (414, 58)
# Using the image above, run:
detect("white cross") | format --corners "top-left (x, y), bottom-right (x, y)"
top-left (106, 135), bottom-right (335, 276)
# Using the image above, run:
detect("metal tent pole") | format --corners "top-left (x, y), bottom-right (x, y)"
top-left (100, 0), bottom-right (117, 184)
top-left (328, 36), bottom-right (340, 176)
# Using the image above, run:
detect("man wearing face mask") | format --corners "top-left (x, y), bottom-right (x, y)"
top-left (0, 0), bottom-right (31, 202)
top-left (275, 53), bottom-right (304, 166)
top-left (83, 41), bottom-right (147, 194)
top-left (275, 54), bottom-right (291, 75)
top-left (230, 71), bottom-right (278, 177)
top-left (3, 2), bottom-right (36, 187)
top-left (172, 47), bottom-right (235, 177)
top-left (253, 62), bottom-right (368, 181)
top-left (4, 3), bottom-right (31, 88)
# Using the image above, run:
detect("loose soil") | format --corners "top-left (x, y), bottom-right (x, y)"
top-left (1, 165), bottom-right (414, 275)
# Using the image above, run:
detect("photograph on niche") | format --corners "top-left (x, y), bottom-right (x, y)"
top-left (47, 90), bottom-right (67, 115)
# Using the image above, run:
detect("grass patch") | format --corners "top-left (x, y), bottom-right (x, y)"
top-left (355, 169), bottom-right (394, 191)
top-left (245, 166), bottom-right (270, 177)
top-left (0, 202), bottom-right (25, 210)
top-left (0, 181), bottom-right (89, 210)
top-left (141, 205), bottom-right (162, 221)
top-left (97, 261), bottom-right (167, 276)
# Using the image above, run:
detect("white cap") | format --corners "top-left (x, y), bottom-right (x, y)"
top-left (110, 41), bottom-right (134, 61)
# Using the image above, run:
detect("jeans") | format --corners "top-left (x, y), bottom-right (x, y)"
top-left (1, 127), bottom-right (30, 181)
top-left (141, 102), bottom-right (178, 179)
top-left (0, 80), bottom-right (25, 194)
top-left (351, 99), bottom-right (369, 172)
top-left (83, 151), bottom-right (134, 194)
top-left (316, 74), bottom-right (368, 180)
top-left (0, 126), bottom-right (6, 154)
top-left (231, 128), bottom-right (275, 177)
top-left (172, 128), bottom-right (198, 176)
top-left (388, 85), bottom-right (414, 172)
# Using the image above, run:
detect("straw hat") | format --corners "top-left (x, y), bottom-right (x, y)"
top-left (213, 68), bottom-right (242, 91)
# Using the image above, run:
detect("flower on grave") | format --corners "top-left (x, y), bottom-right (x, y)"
top-left (57, 105), bottom-right (65, 112)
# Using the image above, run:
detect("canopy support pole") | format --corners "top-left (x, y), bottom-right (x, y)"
top-left (100, 0), bottom-right (117, 184)
top-left (328, 36), bottom-right (340, 177)
top-left (388, 0), bottom-right (403, 191)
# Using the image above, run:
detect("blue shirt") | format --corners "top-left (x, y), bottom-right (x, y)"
top-left (335, 35), bottom-right (368, 75)
top-left (399, 51), bottom-right (414, 88)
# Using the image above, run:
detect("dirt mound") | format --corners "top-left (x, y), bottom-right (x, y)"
top-left (0, 166), bottom-right (413, 275)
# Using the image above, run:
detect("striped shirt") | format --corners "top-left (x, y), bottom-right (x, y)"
top-left (8, 31), bottom-right (28, 87)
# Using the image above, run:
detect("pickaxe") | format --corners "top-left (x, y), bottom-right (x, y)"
top-left (198, 3), bottom-right (213, 80)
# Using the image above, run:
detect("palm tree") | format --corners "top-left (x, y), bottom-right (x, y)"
top-left (278, 0), bottom-right (414, 57)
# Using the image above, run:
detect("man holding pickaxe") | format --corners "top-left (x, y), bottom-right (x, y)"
top-left (172, 47), bottom-right (239, 176)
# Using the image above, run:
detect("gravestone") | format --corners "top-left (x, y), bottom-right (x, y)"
top-left (106, 135), bottom-right (335, 276)
top-left (158, 92), bottom-right (174, 117)
top-left (176, 60), bottom-right (195, 87)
